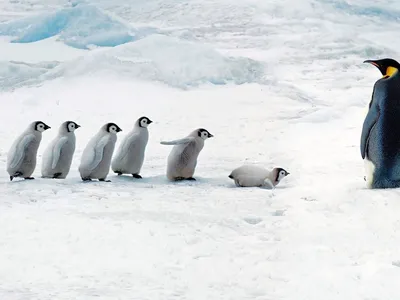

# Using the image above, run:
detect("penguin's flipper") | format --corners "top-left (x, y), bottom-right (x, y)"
top-left (120, 132), bottom-right (140, 160)
top-left (262, 178), bottom-right (274, 189)
top-left (51, 137), bottom-right (68, 169)
top-left (360, 104), bottom-right (380, 159)
top-left (87, 135), bottom-right (110, 171)
top-left (160, 137), bottom-right (194, 145)
top-left (9, 134), bottom-right (35, 169)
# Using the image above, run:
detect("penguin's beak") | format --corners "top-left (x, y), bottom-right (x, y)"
top-left (117, 127), bottom-right (122, 132)
top-left (208, 133), bottom-right (214, 138)
top-left (44, 124), bottom-right (51, 130)
top-left (286, 172), bottom-right (290, 176)
top-left (148, 119), bottom-right (153, 124)
top-left (363, 60), bottom-right (386, 76)
top-left (75, 124), bottom-right (81, 128)
top-left (363, 59), bottom-right (379, 67)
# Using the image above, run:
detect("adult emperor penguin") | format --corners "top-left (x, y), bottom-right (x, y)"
top-left (41, 121), bottom-right (81, 179)
top-left (228, 165), bottom-right (289, 188)
top-left (160, 128), bottom-right (213, 181)
top-left (79, 122), bottom-right (122, 182)
top-left (361, 58), bottom-right (400, 189)
top-left (7, 121), bottom-right (51, 181)
top-left (111, 116), bottom-right (152, 178)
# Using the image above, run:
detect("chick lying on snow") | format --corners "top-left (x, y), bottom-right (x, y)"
top-left (228, 165), bottom-right (289, 188)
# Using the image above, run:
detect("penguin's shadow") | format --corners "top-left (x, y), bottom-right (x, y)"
top-left (111, 174), bottom-right (168, 185)
top-left (110, 174), bottom-right (230, 187)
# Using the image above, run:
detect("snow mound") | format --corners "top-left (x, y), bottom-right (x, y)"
top-left (0, 61), bottom-right (59, 91)
top-left (0, 3), bottom-right (154, 49)
top-left (46, 34), bottom-right (265, 88)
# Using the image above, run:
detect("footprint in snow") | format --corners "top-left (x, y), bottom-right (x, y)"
top-left (243, 217), bottom-right (263, 225)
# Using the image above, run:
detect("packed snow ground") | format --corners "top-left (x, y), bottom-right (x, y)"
top-left (1, 0), bottom-right (400, 299)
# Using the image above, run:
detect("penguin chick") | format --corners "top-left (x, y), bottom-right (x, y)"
top-left (361, 58), bottom-right (400, 188)
top-left (228, 165), bottom-right (289, 188)
top-left (41, 121), bottom-right (81, 179)
top-left (160, 128), bottom-right (213, 181)
top-left (79, 123), bottom-right (122, 182)
top-left (7, 121), bottom-right (51, 181)
top-left (111, 116), bottom-right (152, 179)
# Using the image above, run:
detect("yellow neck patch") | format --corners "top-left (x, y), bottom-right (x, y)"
top-left (386, 66), bottom-right (398, 77)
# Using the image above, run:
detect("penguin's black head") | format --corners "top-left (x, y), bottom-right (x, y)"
top-left (138, 116), bottom-right (153, 128)
top-left (198, 128), bottom-right (213, 140)
top-left (364, 58), bottom-right (400, 77)
top-left (65, 121), bottom-right (81, 132)
top-left (34, 121), bottom-right (51, 132)
top-left (106, 123), bottom-right (122, 133)
top-left (275, 167), bottom-right (289, 182)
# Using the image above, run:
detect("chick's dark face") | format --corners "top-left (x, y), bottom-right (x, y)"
top-left (198, 128), bottom-right (213, 140)
top-left (364, 58), bottom-right (400, 77)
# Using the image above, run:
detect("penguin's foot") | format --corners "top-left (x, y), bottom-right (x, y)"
top-left (24, 177), bottom-right (35, 180)
top-left (114, 171), bottom-right (122, 176)
top-left (10, 172), bottom-right (23, 181)
top-left (53, 173), bottom-right (62, 179)
top-left (82, 177), bottom-right (92, 182)
top-left (132, 174), bottom-right (142, 179)
top-left (99, 178), bottom-right (111, 182)
top-left (174, 177), bottom-right (196, 181)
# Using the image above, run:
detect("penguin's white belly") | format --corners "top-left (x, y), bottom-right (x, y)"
top-left (125, 148), bottom-right (145, 173)
top-left (364, 157), bottom-right (375, 188)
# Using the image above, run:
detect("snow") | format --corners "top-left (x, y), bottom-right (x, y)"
top-left (1, 0), bottom-right (400, 299)
top-left (42, 34), bottom-right (265, 89)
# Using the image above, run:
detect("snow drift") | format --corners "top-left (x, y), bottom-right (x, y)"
top-left (0, 61), bottom-right (59, 91)
top-left (44, 34), bottom-right (265, 88)
top-left (0, 3), bottom-right (154, 49)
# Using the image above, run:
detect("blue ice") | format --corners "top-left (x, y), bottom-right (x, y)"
top-left (0, 3), bottom-right (152, 49)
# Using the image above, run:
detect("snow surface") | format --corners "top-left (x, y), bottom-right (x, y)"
top-left (1, 0), bottom-right (400, 299)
